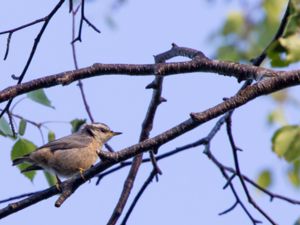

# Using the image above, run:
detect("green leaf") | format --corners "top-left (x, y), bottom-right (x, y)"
top-left (272, 125), bottom-right (300, 162)
top-left (217, 45), bottom-right (241, 61)
top-left (279, 34), bottom-right (300, 63)
top-left (0, 117), bottom-right (13, 137)
top-left (271, 90), bottom-right (289, 103)
top-left (18, 119), bottom-right (27, 136)
top-left (71, 119), bottom-right (86, 133)
top-left (266, 0), bottom-right (300, 66)
top-left (267, 40), bottom-right (290, 67)
top-left (256, 169), bottom-right (272, 190)
top-left (48, 131), bottom-right (56, 142)
top-left (287, 161), bottom-right (300, 187)
top-left (267, 108), bottom-right (287, 126)
top-left (44, 171), bottom-right (57, 187)
top-left (11, 138), bottom-right (37, 181)
top-left (288, 168), bottom-right (300, 187)
top-left (27, 89), bottom-right (54, 108)
top-left (283, 13), bottom-right (300, 37)
top-left (222, 11), bottom-right (244, 36)
top-left (263, 0), bottom-right (285, 24)
top-left (283, 0), bottom-right (300, 37)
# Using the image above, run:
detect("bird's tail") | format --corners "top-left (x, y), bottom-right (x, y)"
top-left (12, 156), bottom-right (43, 173)
top-left (21, 165), bottom-right (43, 173)
top-left (12, 156), bottom-right (30, 166)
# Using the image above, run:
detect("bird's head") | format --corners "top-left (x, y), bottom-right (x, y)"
top-left (82, 123), bottom-right (122, 143)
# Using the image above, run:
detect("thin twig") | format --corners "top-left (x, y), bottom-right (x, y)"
top-left (3, 32), bottom-right (12, 60)
top-left (0, 18), bottom-right (45, 35)
top-left (73, 0), bottom-right (84, 43)
top-left (225, 167), bottom-right (300, 205)
top-left (77, 81), bottom-right (94, 122)
top-left (71, 4), bottom-right (95, 123)
top-left (120, 169), bottom-right (157, 225)
top-left (226, 116), bottom-right (276, 224)
top-left (3, 109), bottom-right (47, 142)
top-left (205, 144), bottom-right (262, 224)
top-left (69, 0), bottom-right (73, 12)
top-left (72, 0), bottom-right (100, 43)
top-left (0, 0), bottom-right (65, 128)
top-left (219, 201), bottom-right (238, 216)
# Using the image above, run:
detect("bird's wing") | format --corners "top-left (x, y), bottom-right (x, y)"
top-left (37, 133), bottom-right (93, 152)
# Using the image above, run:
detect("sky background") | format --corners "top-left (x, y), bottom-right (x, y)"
top-left (0, 0), bottom-right (299, 224)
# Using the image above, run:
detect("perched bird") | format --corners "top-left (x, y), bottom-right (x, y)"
top-left (12, 123), bottom-right (121, 182)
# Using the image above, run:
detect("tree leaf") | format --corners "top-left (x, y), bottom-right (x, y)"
top-left (11, 138), bottom-right (37, 181)
top-left (256, 169), bottom-right (272, 190)
top-left (27, 89), bottom-right (54, 108)
top-left (278, 34), bottom-right (300, 63)
top-left (287, 161), bottom-right (300, 188)
top-left (266, 0), bottom-right (300, 66)
top-left (263, 0), bottom-right (285, 24)
top-left (71, 119), bottom-right (86, 133)
top-left (0, 117), bottom-right (13, 137)
top-left (18, 119), bottom-right (27, 136)
top-left (222, 11), bottom-right (244, 36)
top-left (48, 131), bottom-right (56, 142)
top-left (217, 45), bottom-right (241, 61)
top-left (288, 168), bottom-right (300, 187)
top-left (44, 171), bottom-right (57, 187)
top-left (271, 90), bottom-right (289, 103)
top-left (272, 125), bottom-right (300, 162)
top-left (267, 107), bottom-right (287, 126)
top-left (283, 0), bottom-right (300, 37)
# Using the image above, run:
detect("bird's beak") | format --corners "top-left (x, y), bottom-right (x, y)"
top-left (112, 131), bottom-right (122, 136)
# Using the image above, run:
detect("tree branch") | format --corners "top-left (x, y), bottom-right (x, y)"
top-left (0, 45), bottom-right (288, 104)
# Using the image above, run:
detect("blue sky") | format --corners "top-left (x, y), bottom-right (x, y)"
top-left (0, 0), bottom-right (299, 224)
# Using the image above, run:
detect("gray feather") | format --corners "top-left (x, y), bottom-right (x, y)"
top-left (37, 133), bottom-right (93, 152)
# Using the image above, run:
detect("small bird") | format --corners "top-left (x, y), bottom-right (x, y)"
top-left (12, 123), bottom-right (121, 183)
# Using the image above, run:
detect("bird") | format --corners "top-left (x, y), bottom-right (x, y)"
top-left (12, 123), bottom-right (121, 184)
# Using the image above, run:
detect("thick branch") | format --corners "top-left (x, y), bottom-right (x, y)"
top-left (0, 47), bottom-right (287, 104)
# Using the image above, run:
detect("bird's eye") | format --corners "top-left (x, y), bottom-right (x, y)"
top-left (100, 128), bottom-right (108, 133)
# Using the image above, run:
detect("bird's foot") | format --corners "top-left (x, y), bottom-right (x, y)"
top-left (55, 175), bottom-right (62, 192)
top-left (79, 168), bottom-right (86, 181)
